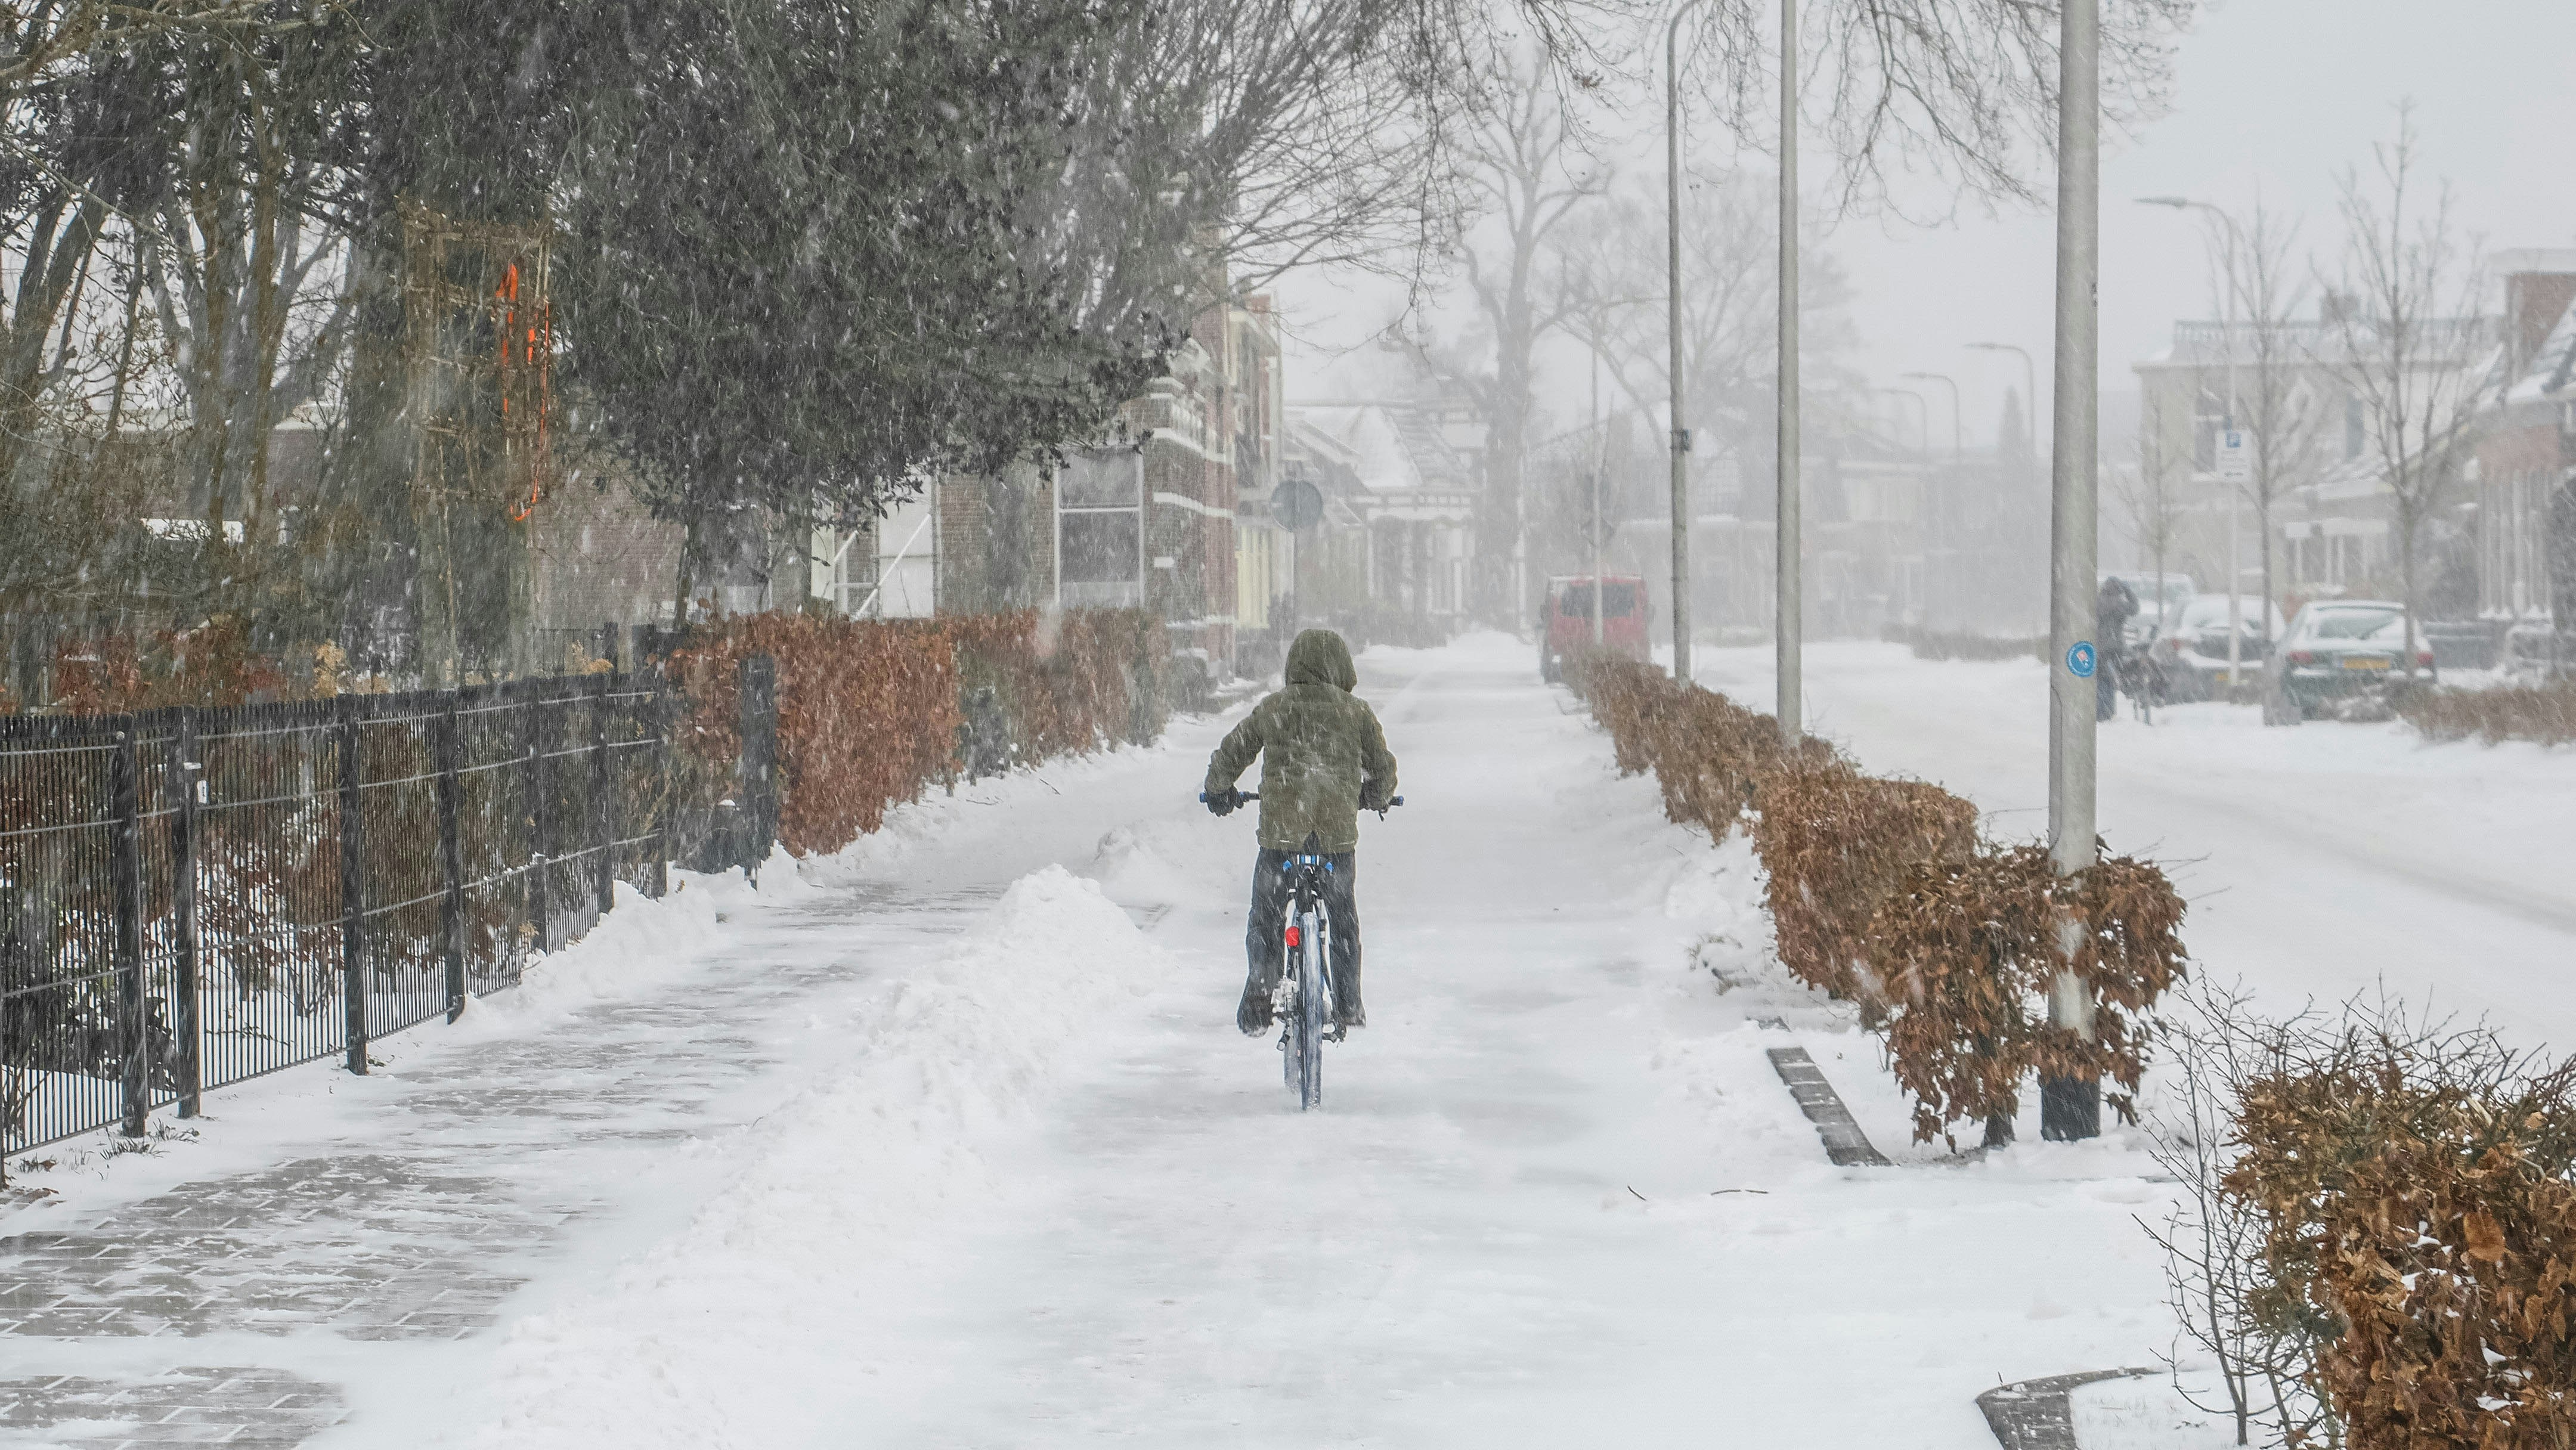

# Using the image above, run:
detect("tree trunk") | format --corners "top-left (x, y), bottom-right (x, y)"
top-left (2255, 495), bottom-right (2275, 646)
top-left (2398, 510), bottom-right (2421, 682)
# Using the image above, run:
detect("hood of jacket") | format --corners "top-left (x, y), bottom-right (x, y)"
top-left (1283, 628), bottom-right (1357, 692)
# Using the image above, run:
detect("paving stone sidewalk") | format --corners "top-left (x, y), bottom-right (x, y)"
top-left (0, 885), bottom-right (994, 1449)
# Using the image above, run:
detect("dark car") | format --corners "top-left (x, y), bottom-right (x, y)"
top-left (2260, 600), bottom-right (2434, 723)
top-left (2151, 593), bottom-right (2286, 702)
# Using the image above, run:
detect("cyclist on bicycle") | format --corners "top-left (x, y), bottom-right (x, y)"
top-left (1203, 628), bottom-right (1398, 1036)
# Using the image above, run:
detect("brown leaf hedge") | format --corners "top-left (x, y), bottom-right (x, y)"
top-left (2398, 680), bottom-right (2576, 748)
top-left (1573, 653), bottom-right (2185, 1143)
top-left (1871, 845), bottom-right (2185, 1144)
top-left (2225, 1020), bottom-right (2576, 1448)
top-left (668, 609), bottom-right (1168, 856)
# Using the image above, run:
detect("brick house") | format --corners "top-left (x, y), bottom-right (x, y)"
top-left (2467, 253), bottom-right (2576, 662)
top-left (800, 290), bottom-right (1285, 678)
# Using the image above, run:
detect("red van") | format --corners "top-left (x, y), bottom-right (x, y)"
top-left (1540, 574), bottom-right (1650, 682)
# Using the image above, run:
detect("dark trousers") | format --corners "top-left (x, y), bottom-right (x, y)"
top-left (1246, 848), bottom-right (1362, 1021)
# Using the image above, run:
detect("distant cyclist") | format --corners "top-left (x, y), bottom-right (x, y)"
top-left (2096, 576), bottom-right (2139, 722)
top-left (1202, 628), bottom-right (1398, 1036)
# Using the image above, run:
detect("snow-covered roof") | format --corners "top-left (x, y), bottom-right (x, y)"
top-left (1287, 404), bottom-right (1470, 497)
top-left (2504, 295), bottom-right (2576, 405)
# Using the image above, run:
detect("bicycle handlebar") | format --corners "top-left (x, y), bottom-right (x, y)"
top-left (1198, 789), bottom-right (1404, 812)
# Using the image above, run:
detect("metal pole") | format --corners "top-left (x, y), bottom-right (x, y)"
top-left (1902, 373), bottom-right (1964, 462)
top-left (2209, 214), bottom-right (2246, 692)
top-left (171, 709), bottom-right (202, 1117)
top-left (2042, 0), bottom-right (2101, 1142)
top-left (337, 698), bottom-right (368, 1076)
top-left (1775, 0), bottom-right (1800, 741)
top-left (112, 725), bottom-right (147, 1135)
top-left (435, 699), bottom-right (466, 1021)
top-left (1592, 343), bottom-right (1605, 650)
top-left (592, 672), bottom-right (615, 921)
top-left (1667, 0), bottom-right (1704, 683)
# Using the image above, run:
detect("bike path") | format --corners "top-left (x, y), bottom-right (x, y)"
top-left (1, 634), bottom-right (2181, 1448)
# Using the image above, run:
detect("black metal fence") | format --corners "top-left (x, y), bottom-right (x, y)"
top-left (0, 668), bottom-right (735, 1170)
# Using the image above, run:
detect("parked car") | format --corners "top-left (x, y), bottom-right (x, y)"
top-left (2260, 600), bottom-right (2435, 723)
top-left (2150, 593), bottom-right (2287, 702)
top-left (1540, 574), bottom-right (1650, 682)
top-left (2101, 571), bottom-right (2199, 646)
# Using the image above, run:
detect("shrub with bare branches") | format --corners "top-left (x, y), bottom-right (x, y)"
top-left (2397, 681), bottom-right (2576, 748)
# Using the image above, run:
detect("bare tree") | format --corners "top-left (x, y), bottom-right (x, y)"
top-left (1646, 0), bottom-right (2195, 219)
top-left (2119, 388), bottom-right (2185, 587)
top-left (1558, 171), bottom-right (1854, 485)
top-left (1454, 57), bottom-right (1606, 625)
top-left (2320, 107), bottom-right (2490, 681)
top-left (2202, 201), bottom-right (2329, 645)
top-left (2141, 980), bottom-right (2338, 1450)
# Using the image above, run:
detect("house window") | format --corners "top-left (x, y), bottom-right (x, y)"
top-left (2345, 395), bottom-right (2366, 460)
top-left (1058, 450), bottom-right (1143, 608)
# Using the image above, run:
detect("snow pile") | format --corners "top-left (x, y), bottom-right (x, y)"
top-left (467, 865), bottom-right (1175, 1450)
top-left (445, 865), bottom-right (798, 1040)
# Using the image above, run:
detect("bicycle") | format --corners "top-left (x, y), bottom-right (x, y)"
top-left (1200, 788), bottom-right (1401, 1110)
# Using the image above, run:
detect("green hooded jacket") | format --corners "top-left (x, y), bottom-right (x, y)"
top-left (1204, 629), bottom-right (1398, 851)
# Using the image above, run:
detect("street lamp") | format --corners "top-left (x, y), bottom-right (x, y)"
top-left (1899, 372), bottom-right (1962, 461)
top-left (1666, 0), bottom-right (1708, 683)
top-left (1874, 387), bottom-right (1929, 456)
top-left (2138, 195), bottom-right (2249, 686)
top-left (1775, 0), bottom-right (1801, 744)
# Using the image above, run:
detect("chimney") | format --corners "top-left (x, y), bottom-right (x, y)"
top-left (2491, 249), bottom-right (2576, 376)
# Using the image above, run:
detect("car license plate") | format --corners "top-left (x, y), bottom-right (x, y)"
top-left (2340, 656), bottom-right (2394, 671)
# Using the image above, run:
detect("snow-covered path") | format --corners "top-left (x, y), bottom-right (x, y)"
top-left (1691, 642), bottom-right (2576, 1049)
top-left (2, 634), bottom-right (2185, 1450)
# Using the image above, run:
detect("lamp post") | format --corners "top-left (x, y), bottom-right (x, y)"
top-left (2139, 195), bottom-right (2249, 687)
top-left (2042, 0), bottom-right (2100, 1144)
top-left (1666, 0), bottom-right (1707, 683)
top-left (1900, 372), bottom-right (1963, 462)
top-left (1874, 387), bottom-right (1930, 456)
top-left (1775, 0), bottom-right (1801, 742)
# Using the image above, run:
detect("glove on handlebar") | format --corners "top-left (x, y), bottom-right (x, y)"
top-left (1204, 788), bottom-right (1241, 817)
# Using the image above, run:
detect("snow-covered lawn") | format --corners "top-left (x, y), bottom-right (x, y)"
top-left (48, 630), bottom-right (2551, 1445)
top-left (1690, 640), bottom-right (2576, 1051)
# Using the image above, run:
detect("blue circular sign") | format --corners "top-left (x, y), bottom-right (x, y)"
top-left (2066, 641), bottom-right (2097, 678)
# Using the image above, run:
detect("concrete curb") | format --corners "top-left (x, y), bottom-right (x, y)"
top-left (1976, 1367), bottom-right (2157, 1449)
top-left (1761, 1042), bottom-right (1891, 1167)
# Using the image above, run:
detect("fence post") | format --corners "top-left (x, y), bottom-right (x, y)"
top-left (738, 654), bottom-right (778, 879)
top-left (592, 671), bottom-right (615, 919)
top-left (435, 699), bottom-right (466, 1022)
top-left (647, 680), bottom-right (670, 900)
top-left (338, 697), bottom-right (367, 1076)
top-left (521, 687), bottom-right (552, 953)
top-left (112, 723), bottom-right (147, 1136)
top-left (170, 709), bottom-right (203, 1119)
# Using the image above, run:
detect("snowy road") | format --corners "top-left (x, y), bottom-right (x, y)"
top-left (5, 634), bottom-right (2195, 1449)
top-left (1692, 643), bottom-right (2576, 1049)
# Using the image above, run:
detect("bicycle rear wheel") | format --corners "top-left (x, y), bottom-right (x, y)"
top-left (1297, 918), bottom-right (1326, 1109)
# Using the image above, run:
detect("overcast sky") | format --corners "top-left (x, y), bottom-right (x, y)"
top-left (1275, 0), bottom-right (2576, 453)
